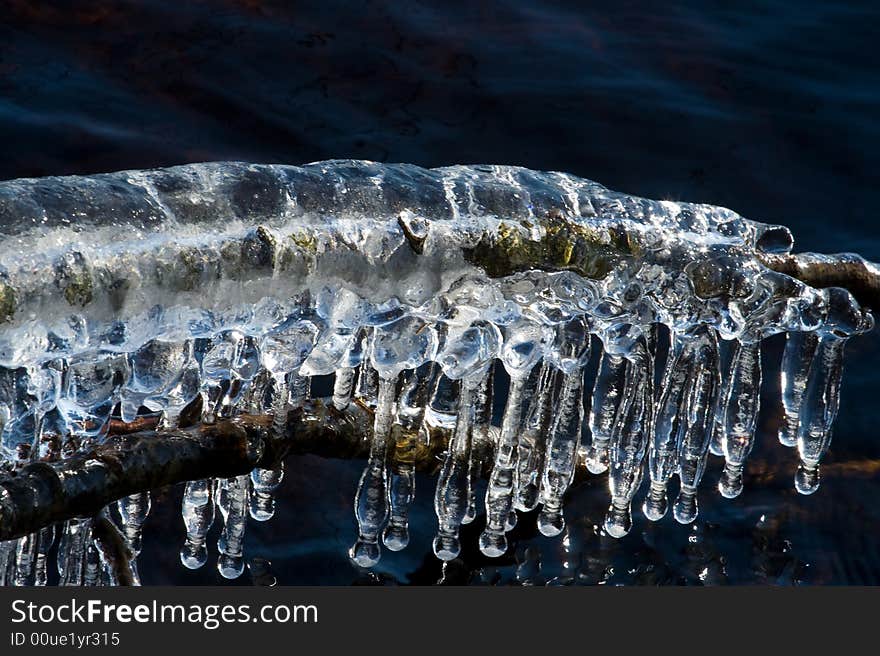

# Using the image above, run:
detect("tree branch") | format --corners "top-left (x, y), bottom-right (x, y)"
top-left (0, 400), bottom-right (447, 542)
top-left (760, 251), bottom-right (880, 311)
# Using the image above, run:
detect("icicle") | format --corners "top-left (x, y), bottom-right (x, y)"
top-left (117, 491), bottom-right (151, 557)
top-left (83, 541), bottom-right (101, 586)
top-left (0, 540), bottom-right (15, 586)
top-left (795, 334), bottom-right (846, 495)
top-left (13, 532), bottom-right (37, 586)
top-left (604, 331), bottom-right (653, 538)
top-left (709, 340), bottom-right (732, 457)
top-left (261, 319), bottom-right (318, 433)
top-left (384, 363), bottom-right (437, 550)
top-left (514, 364), bottom-right (558, 512)
top-left (58, 518), bottom-right (92, 586)
top-left (644, 330), bottom-right (690, 521)
top-left (180, 479), bottom-right (215, 570)
top-left (779, 331), bottom-right (820, 447)
top-left (34, 525), bottom-right (55, 586)
top-left (673, 327), bottom-right (720, 523)
top-left (384, 426), bottom-right (419, 551)
top-left (479, 374), bottom-right (528, 557)
top-left (157, 341), bottom-right (199, 430)
top-left (396, 362), bottom-right (437, 431)
top-left (718, 340), bottom-right (762, 499)
top-left (199, 346), bottom-right (231, 424)
top-left (350, 375), bottom-right (397, 567)
top-left (250, 464), bottom-right (284, 521)
top-left (538, 368), bottom-right (586, 536)
top-left (424, 373), bottom-right (460, 429)
top-left (465, 367), bottom-right (494, 524)
top-left (585, 350), bottom-right (627, 474)
top-left (433, 375), bottom-right (480, 560)
top-left (354, 359), bottom-right (380, 408)
top-left (217, 474), bottom-right (249, 579)
top-left (479, 319), bottom-right (547, 557)
top-left (332, 367), bottom-right (356, 410)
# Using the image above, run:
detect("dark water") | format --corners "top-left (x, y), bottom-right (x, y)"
top-left (1, 1), bottom-right (878, 584)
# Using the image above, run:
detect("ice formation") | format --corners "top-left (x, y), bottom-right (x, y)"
top-left (0, 160), bottom-right (873, 583)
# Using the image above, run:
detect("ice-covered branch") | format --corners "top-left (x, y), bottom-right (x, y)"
top-left (0, 400), bottom-right (430, 542)
top-left (0, 160), bottom-right (876, 579)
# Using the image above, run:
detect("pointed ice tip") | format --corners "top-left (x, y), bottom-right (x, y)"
top-left (382, 525), bottom-right (409, 551)
top-left (537, 509), bottom-right (565, 537)
top-left (718, 464), bottom-right (744, 499)
top-left (673, 490), bottom-right (699, 525)
top-left (478, 529), bottom-right (507, 558)
top-left (179, 545), bottom-right (208, 570)
top-left (795, 463), bottom-right (821, 495)
top-left (432, 534), bottom-right (461, 561)
top-left (604, 502), bottom-right (632, 538)
top-left (217, 554), bottom-right (245, 579)
top-left (642, 486), bottom-right (668, 521)
top-left (349, 539), bottom-right (381, 567)
top-left (249, 497), bottom-right (276, 521)
top-left (584, 448), bottom-right (609, 474)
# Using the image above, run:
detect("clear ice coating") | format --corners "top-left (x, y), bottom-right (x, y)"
top-left (0, 159), bottom-right (874, 581)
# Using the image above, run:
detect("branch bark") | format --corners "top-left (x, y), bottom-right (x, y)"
top-left (760, 251), bottom-right (880, 311)
top-left (0, 400), bottom-right (448, 542)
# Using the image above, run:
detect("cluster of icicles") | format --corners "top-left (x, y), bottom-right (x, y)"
top-left (0, 289), bottom-right (867, 582)
top-left (0, 159), bottom-right (873, 583)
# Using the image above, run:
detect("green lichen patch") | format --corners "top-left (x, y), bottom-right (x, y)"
top-left (0, 282), bottom-right (15, 323)
top-left (54, 251), bottom-right (94, 308)
top-left (463, 209), bottom-right (636, 280)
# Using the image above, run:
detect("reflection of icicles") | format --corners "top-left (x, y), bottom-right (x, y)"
top-left (217, 474), bottom-right (249, 579)
top-left (180, 479), bottom-right (214, 569)
top-left (779, 331), bottom-right (819, 448)
top-left (673, 328), bottom-right (720, 524)
top-left (605, 333), bottom-right (653, 538)
top-left (795, 334), bottom-right (847, 495)
top-left (58, 518), bottom-right (92, 586)
top-left (250, 465), bottom-right (284, 521)
top-left (585, 350), bottom-right (626, 474)
top-left (718, 341), bottom-right (762, 499)
top-left (538, 369), bottom-right (585, 536)
top-left (433, 376), bottom-right (480, 560)
top-left (350, 376), bottom-right (397, 567)
top-left (514, 365), bottom-right (558, 512)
